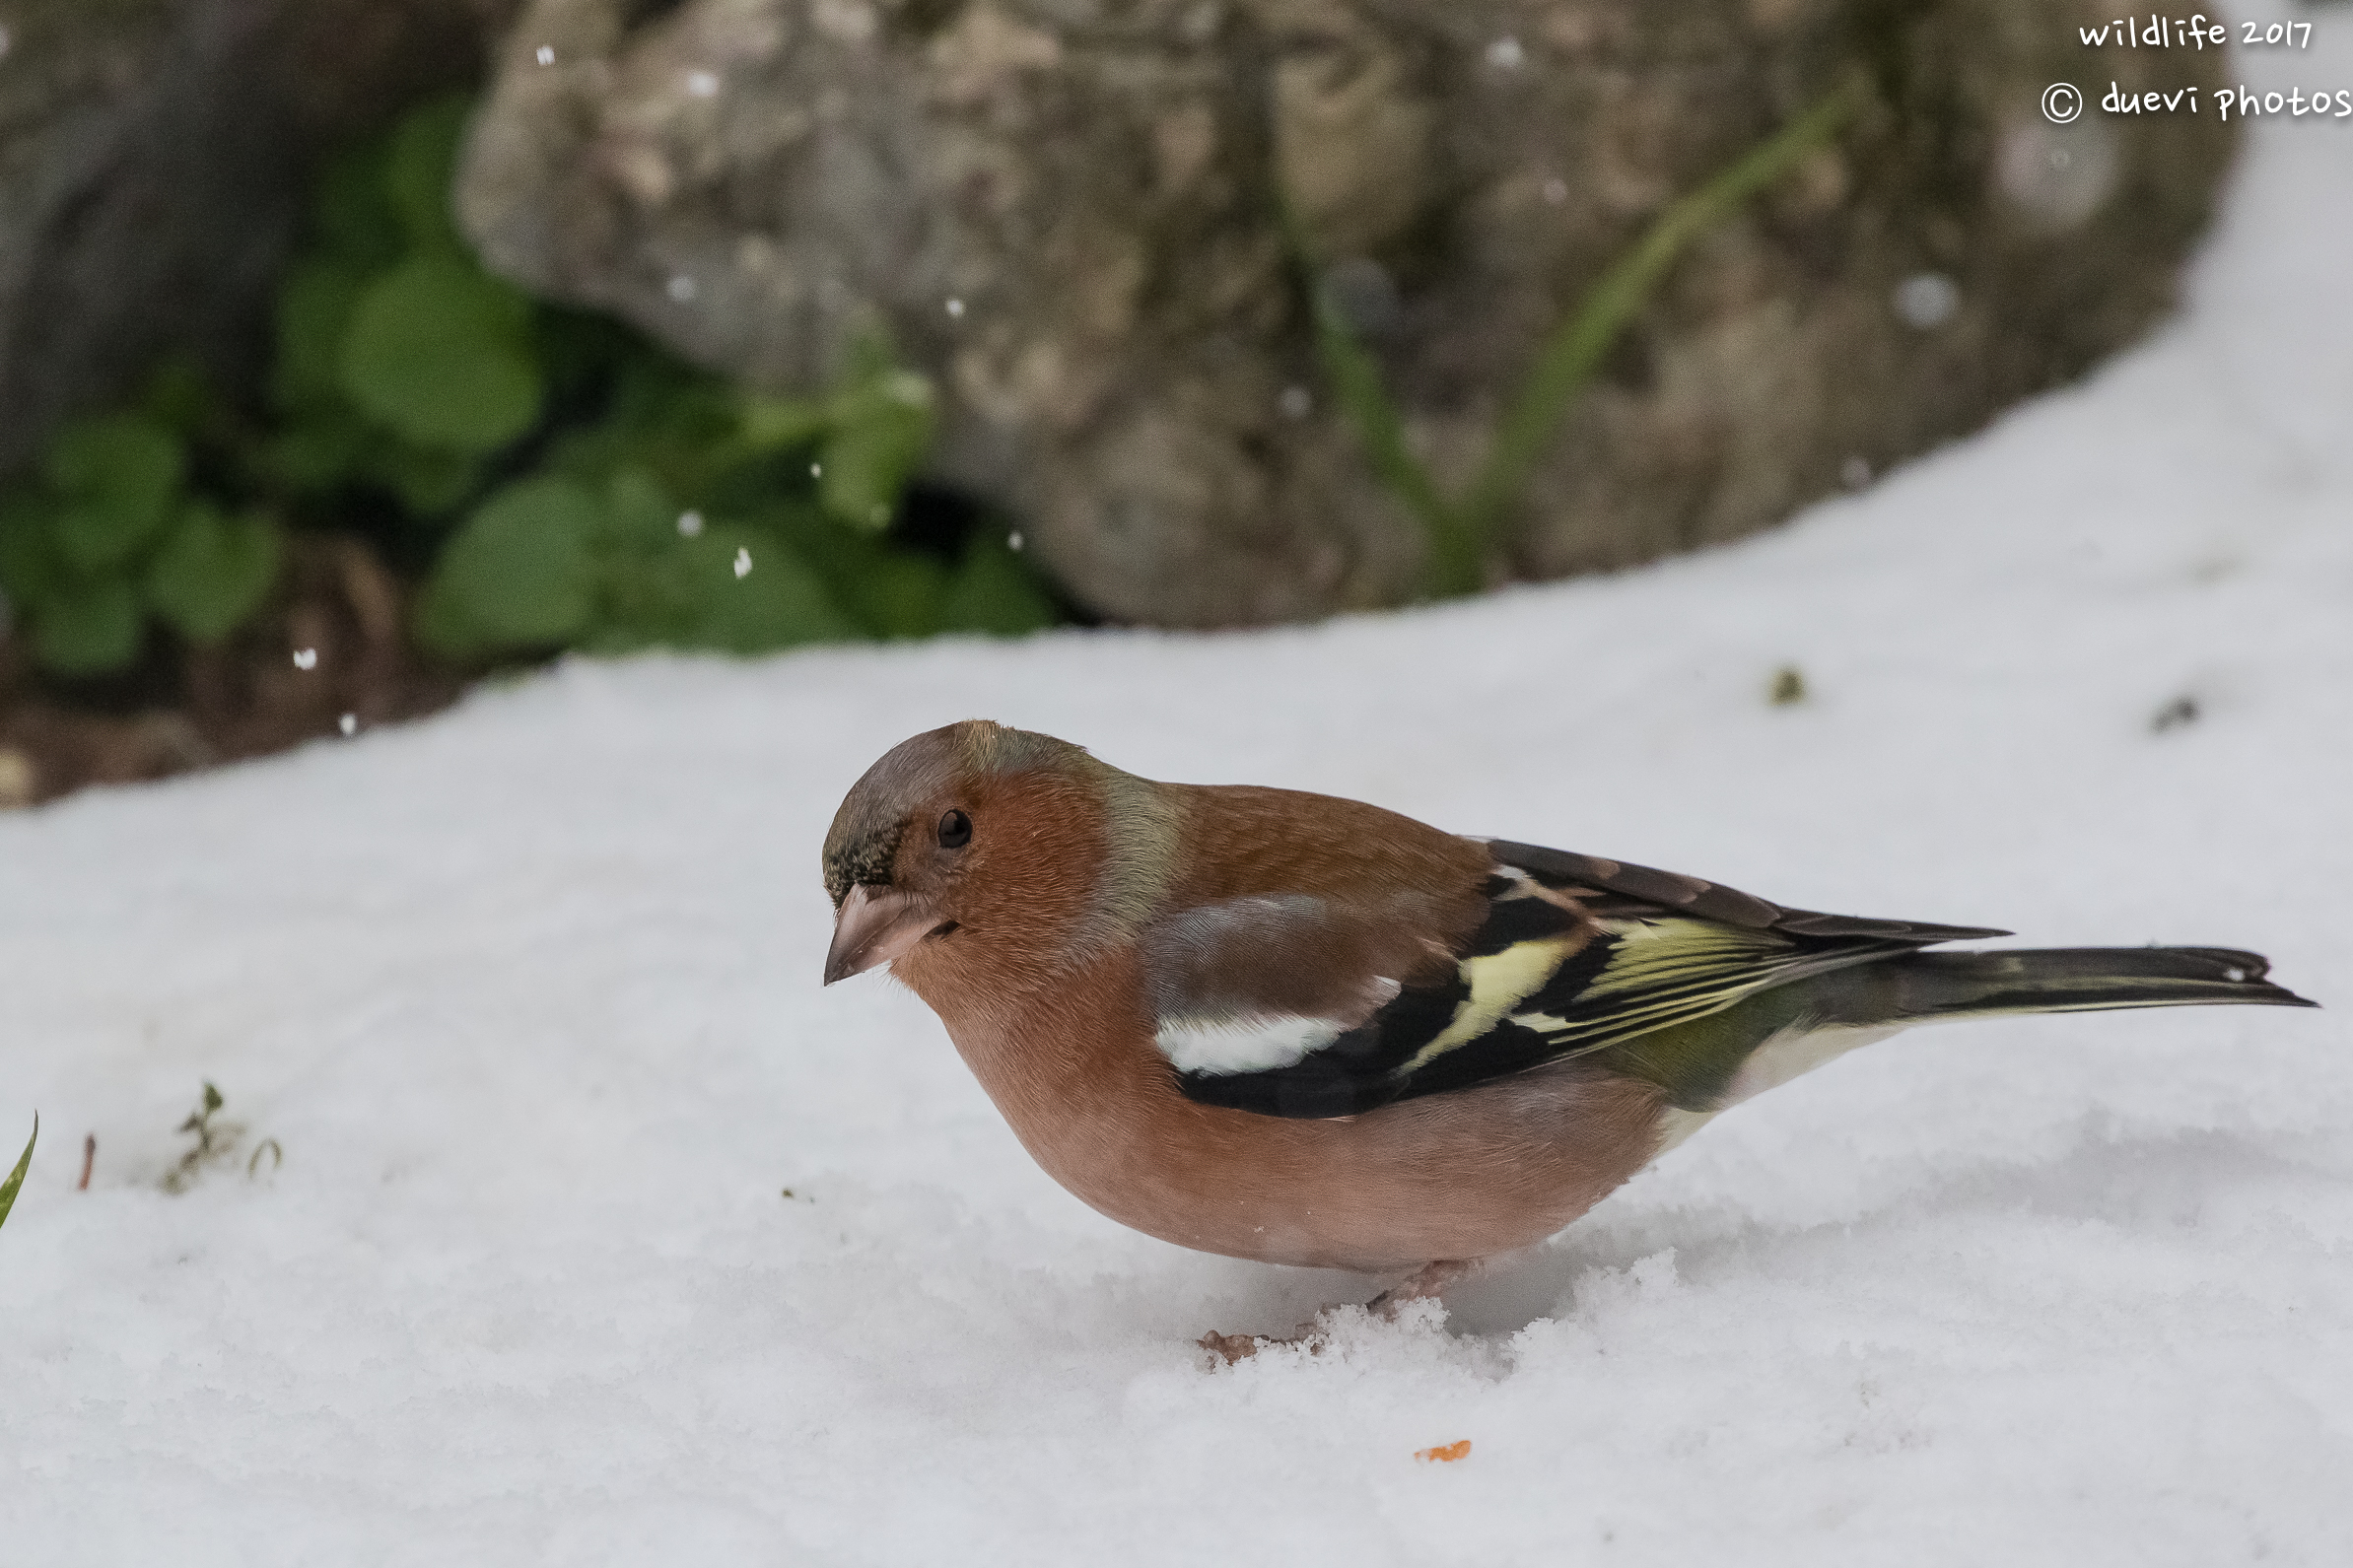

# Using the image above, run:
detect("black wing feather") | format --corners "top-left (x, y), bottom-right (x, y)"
top-left (1486, 840), bottom-right (2009, 944)
top-left (1175, 843), bottom-right (2006, 1119)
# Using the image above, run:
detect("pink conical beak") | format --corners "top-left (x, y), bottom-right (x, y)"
top-left (823, 884), bottom-right (939, 985)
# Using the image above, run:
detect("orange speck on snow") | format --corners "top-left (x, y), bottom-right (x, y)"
top-left (1416, 1440), bottom-right (1472, 1464)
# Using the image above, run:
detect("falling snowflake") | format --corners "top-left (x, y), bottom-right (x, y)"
top-left (292, 648), bottom-right (318, 670)
top-left (1893, 273), bottom-right (1960, 330)
top-left (685, 70), bottom-right (720, 98)
top-left (810, 462), bottom-right (823, 478)
top-left (667, 275), bottom-right (698, 303)
top-left (338, 715), bottom-right (358, 737)
top-left (677, 510), bottom-right (705, 538)
top-left (733, 548), bottom-right (753, 579)
top-left (1279, 385), bottom-right (1312, 419)
top-left (1007, 531), bottom-right (1024, 552)
top-left (535, 44), bottom-right (554, 65)
top-left (1486, 36), bottom-right (1524, 69)
top-left (945, 298), bottom-right (966, 318)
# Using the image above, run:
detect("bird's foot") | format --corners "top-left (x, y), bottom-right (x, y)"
top-left (1362, 1259), bottom-right (1479, 1317)
top-left (1199, 1260), bottom-right (1478, 1364)
top-left (1198, 1328), bottom-right (1277, 1363)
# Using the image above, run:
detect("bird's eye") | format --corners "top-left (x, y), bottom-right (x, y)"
top-left (937, 809), bottom-right (972, 850)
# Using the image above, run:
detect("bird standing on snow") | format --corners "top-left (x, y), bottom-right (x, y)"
top-left (821, 721), bottom-right (2315, 1358)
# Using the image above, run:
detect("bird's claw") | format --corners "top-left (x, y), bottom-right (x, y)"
top-left (1199, 1261), bottom-right (1475, 1364)
top-left (1198, 1328), bottom-right (1274, 1364)
top-left (1198, 1299), bottom-right (1411, 1364)
top-left (1198, 1319), bottom-right (1340, 1364)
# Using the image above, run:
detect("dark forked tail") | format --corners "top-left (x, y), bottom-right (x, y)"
top-left (1613, 945), bottom-right (2315, 1120)
top-left (1821, 946), bottom-right (2318, 1027)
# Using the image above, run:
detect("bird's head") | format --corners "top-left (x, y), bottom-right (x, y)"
top-left (820, 720), bottom-right (1179, 995)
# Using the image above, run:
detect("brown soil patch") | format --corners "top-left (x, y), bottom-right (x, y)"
top-left (0, 535), bottom-right (464, 810)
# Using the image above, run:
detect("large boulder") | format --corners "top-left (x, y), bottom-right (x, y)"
top-left (458, 0), bottom-right (2236, 626)
top-left (0, 0), bottom-right (517, 478)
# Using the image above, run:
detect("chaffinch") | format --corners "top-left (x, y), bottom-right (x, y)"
top-left (821, 720), bottom-right (2316, 1358)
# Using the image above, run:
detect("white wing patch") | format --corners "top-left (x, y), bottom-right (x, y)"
top-left (1158, 977), bottom-right (1402, 1077)
top-left (1157, 1014), bottom-right (1344, 1076)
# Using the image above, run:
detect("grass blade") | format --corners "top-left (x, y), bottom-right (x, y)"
top-left (1280, 70), bottom-right (1869, 601)
top-left (1276, 194), bottom-right (1477, 596)
top-left (0, 1114), bottom-right (35, 1234)
top-left (1455, 74), bottom-right (1871, 582)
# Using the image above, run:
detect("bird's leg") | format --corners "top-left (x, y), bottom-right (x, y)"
top-left (1200, 1259), bottom-right (1480, 1364)
top-left (1362, 1259), bottom-right (1479, 1318)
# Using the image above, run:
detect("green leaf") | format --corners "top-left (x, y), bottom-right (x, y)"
top-left (846, 551), bottom-right (947, 640)
top-left (409, 573), bottom-right (478, 659)
top-left (268, 398), bottom-right (482, 516)
top-left (312, 142), bottom-right (404, 269)
top-left (272, 258), bottom-right (371, 414)
top-left (818, 370), bottom-right (933, 530)
top-left (418, 476), bottom-right (600, 653)
top-left (738, 394), bottom-right (829, 450)
top-left (536, 423), bottom-right (638, 492)
top-left (0, 493), bottom-right (64, 607)
top-left (32, 577), bottom-right (143, 675)
top-left (145, 503), bottom-right (283, 644)
top-left (595, 519), bottom-right (859, 654)
top-left (365, 442), bottom-right (482, 518)
top-left (42, 414), bottom-right (186, 574)
top-left (662, 527), bottom-right (861, 653)
top-left (599, 466), bottom-right (680, 549)
top-left (339, 257), bottom-right (542, 454)
top-left (265, 408), bottom-right (373, 493)
top-left (0, 1114), bottom-right (33, 1236)
top-left (533, 306), bottom-right (632, 388)
top-left (940, 536), bottom-right (1059, 637)
top-left (383, 95), bottom-right (475, 257)
top-left (141, 356), bottom-right (222, 440)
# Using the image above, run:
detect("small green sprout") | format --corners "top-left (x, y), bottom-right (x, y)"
top-left (162, 1081), bottom-right (271, 1193)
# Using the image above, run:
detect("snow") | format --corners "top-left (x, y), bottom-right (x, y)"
top-left (6, 33), bottom-right (2353, 1568)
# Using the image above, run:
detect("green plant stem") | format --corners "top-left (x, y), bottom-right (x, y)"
top-left (1279, 194), bottom-right (1472, 587)
top-left (1451, 74), bottom-right (1869, 592)
top-left (1284, 70), bottom-right (1869, 601)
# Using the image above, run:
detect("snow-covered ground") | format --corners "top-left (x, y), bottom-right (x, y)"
top-left (7, 29), bottom-right (2353, 1568)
